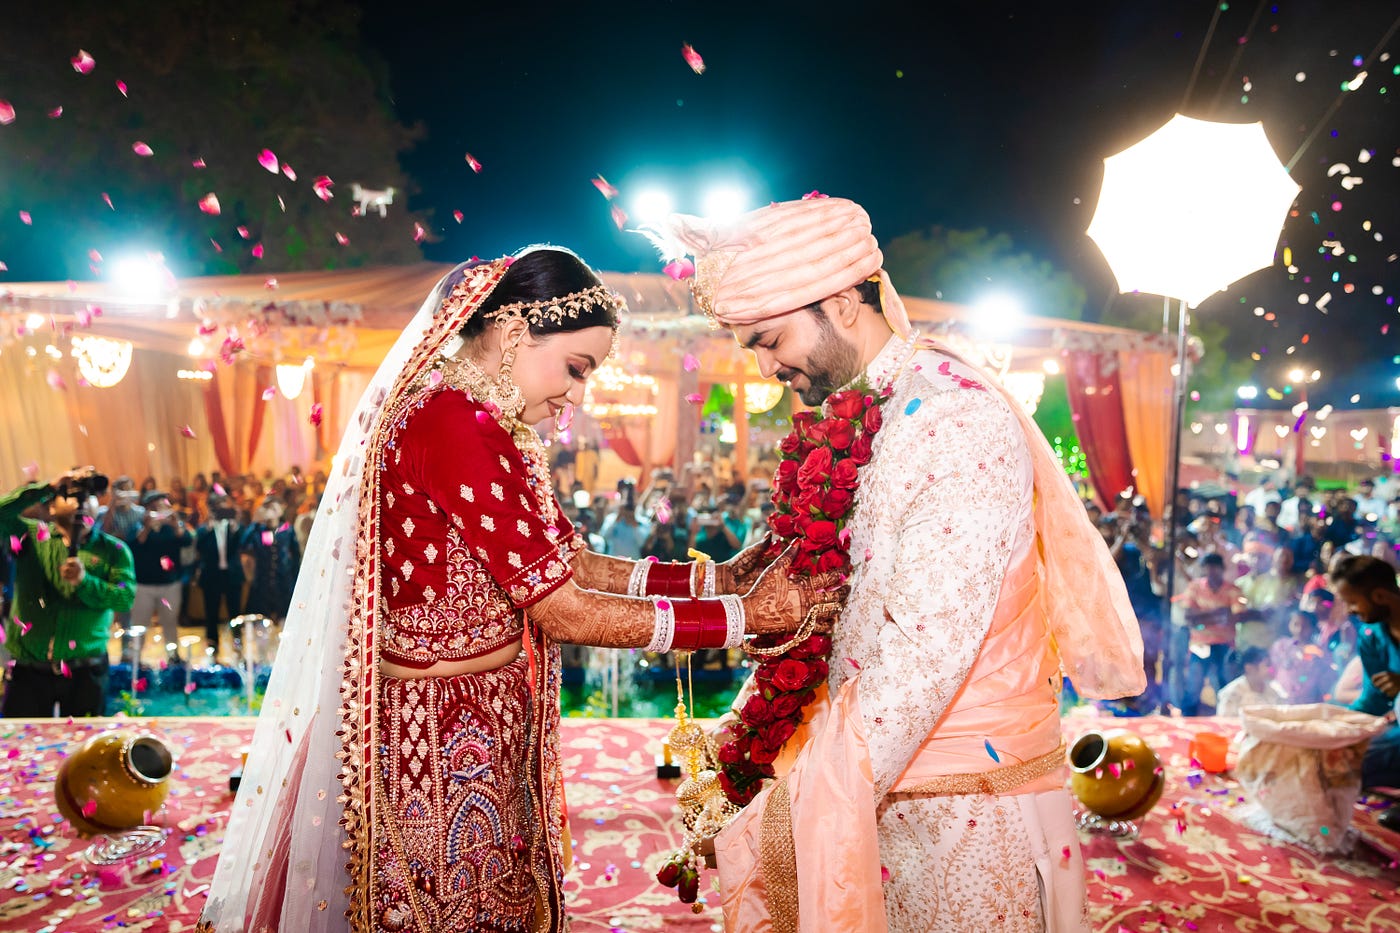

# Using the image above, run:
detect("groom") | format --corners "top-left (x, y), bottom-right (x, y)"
top-left (653, 195), bottom-right (1145, 932)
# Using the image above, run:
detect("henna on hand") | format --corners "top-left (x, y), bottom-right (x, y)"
top-left (740, 546), bottom-right (846, 635)
top-left (529, 578), bottom-right (657, 647)
top-left (718, 534), bottom-right (774, 595)
top-left (571, 549), bottom-right (640, 595)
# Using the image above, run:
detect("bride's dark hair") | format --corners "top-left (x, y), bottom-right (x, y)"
top-left (454, 245), bottom-right (619, 340)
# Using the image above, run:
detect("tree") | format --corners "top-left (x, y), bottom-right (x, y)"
top-left (882, 226), bottom-right (1087, 320)
top-left (0, 1), bottom-right (427, 280)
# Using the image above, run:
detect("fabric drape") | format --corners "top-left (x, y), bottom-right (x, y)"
top-left (245, 365), bottom-right (271, 467)
top-left (202, 372), bottom-right (237, 477)
top-left (1116, 350), bottom-right (1175, 520)
top-left (1063, 350), bottom-right (1135, 510)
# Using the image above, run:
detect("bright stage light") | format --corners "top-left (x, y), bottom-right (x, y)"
top-left (1236, 385), bottom-right (1259, 400)
top-left (70, 335), bottom-right (133, 388)
top-left (110, 254), bottom-right (174, 299)
top-left (631, 188), bottom-right (675, 225)
top-left (701, 185), bottom-right (749, 222)
top-left (276, 357), bottom-right (315, 400)
top-left (970, 293), bottom-right (1025, 339)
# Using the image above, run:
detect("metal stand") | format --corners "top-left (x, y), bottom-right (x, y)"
top-left (1161, 297), bottom-right (1189, 632)
top-left (127, 625), bottom-right (147, 697)
top-left (82, 826), bottom-right (168, 865)
top-left (1075, 809), bottom-right (1142, 840)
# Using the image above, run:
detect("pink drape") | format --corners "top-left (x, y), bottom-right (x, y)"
top-left (604, 427), bottom-right (642, 468)
top-left (1064, 351), bottom-right (1135, 510)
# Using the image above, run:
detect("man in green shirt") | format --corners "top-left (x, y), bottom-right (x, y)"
top-left (0, 467), bottom-right (135, 717)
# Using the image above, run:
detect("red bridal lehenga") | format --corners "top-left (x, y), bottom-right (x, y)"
top-left (199, 260), bottom-right (591, 933)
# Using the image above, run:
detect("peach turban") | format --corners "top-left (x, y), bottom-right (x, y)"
top-left (643, 196), bottom-right (912, 337)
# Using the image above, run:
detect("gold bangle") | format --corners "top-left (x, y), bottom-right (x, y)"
top-left (741, 602), bottom-right (838, 658)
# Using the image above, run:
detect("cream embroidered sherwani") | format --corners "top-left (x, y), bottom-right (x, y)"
top-left (826, 334), bottom-right (1086, 932)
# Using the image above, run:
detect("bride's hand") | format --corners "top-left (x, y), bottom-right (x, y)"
top-left (740, 546), bottom-right (846, 636)
top-left (713, 533), bottom-right (774, 594)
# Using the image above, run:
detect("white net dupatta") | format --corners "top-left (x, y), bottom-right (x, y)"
top-left (200, 264), bottom-right (480, 932)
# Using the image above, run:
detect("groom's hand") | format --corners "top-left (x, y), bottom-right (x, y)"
top-left (716, 534), bottom-right (774, 594)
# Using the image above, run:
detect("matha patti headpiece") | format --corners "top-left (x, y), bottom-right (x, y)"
top-left (485, 283), bottom-right (627, 327)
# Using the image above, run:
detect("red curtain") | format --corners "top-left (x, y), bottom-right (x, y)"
top-left (604, 426), bottom-right (643, 468)
top-left (1064, 350), bottom-right (1136, 510)
top-left (202, 371), bottom-right (237, 477)
top-left (246, 365), bottom-right (271, 466)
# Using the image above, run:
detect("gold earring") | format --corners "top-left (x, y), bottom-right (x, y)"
top-left (494, 343), bottom-right (525, 421)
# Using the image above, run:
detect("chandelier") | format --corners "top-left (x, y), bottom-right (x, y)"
top-left (275, 357), bottom-right (315, 400)
top-left (70, 335), bottom-right (134, 388)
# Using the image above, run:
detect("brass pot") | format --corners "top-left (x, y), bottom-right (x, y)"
top-left (1068, 729), bottom-right (1164, 821)
top-left (54, 731), bottom-right (174, 836)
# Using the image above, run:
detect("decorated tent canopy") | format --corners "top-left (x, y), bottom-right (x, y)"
top-left (1, 264), bottom-right (1179, 513)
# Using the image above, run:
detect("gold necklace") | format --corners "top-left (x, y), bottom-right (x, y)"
top-left (434, 355), bottom-right (560, 531)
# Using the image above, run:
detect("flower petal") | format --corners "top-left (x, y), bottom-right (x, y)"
top-left (281, 162), bottom-right (296, 181)
top-left (592, 175), bottom-right (619, 199)
top-left (47, 106), bottom-right (63, 119)
top-left (452, 210), bottom-right (463, 223)
top-left (663, 259), bottom-right (696, 281)
top-left (681, 43), bottom-right (706, 75)
top-left (132, 141), bottom-right (153, 157)
top-left (257, 149), bottom-right (278, 173)
top-left (610, 204), bottom-right (628, 230)
top-left (179, 424), bottom-right (196, 438)
top-left (197, 193), bottom-right (220, 215)
top-left (0, 100), bottom-right (14, 124)
top-left (465, 152), bottom-right (483, 173)
top-left (115, 80), bottom-right (128, 97)
top-left (312, 176), bottom-right (334, 200)
top-left (682, 353), bottom-right (700, 372)
top-left (251, 243), bottom-right (264, 259)
top-left (71, 50), bottom-right (96, 75)
top-left (262, 387), bottom-right (277, 401)
top-left (309, 403), bottom-right (324, 426)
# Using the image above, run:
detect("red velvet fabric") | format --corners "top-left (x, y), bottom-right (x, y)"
top-left (1064, 350), bottom-right (1136, 510)
top-left (201, 370), bottom-right (237, 477)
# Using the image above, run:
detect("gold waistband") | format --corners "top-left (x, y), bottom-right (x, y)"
top-left (893, 742), bottom-right (1067, 797)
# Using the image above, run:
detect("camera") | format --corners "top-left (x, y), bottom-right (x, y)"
top-left (58, 472), bottom-right (109, 501)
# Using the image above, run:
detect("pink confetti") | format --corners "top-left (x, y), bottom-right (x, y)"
top-left (261, 530), bottom-right (274, 546)
top-left (285, 729), bottom-right (294, 744)
top-left (309, 403), bottom-right (324, 427)
top-left (864, 548), bottom-right (873, 561)
top-left (0, 261), bottom-right (7, 272)
top-left (465, 152), bottom-right (483, 173)
top-left (197, 193), bottom-right (221, 215)
top-left (264, 277), bottom-right (278, 290)
top-left (60, 660), bottom-right (72, 678)
top-left (452, 210), bottom-right (464, 223)
top-left (212, 483), bottom-right (226, 496)
top-left (191, 157), bottom-right (206, 169)
top-left (880, 865), bottom-right (891, 883)
top-left (71, 50), bottom-right (96, 74)
top-left (685, 393), bottom-right (704, 404)
top-left (681, 43), bottom-right (706, 75)
top-left (610, 204), bottom-right (628, 230)
top-left (413, 222), bottom-right (427, 243)
top-left (682, 353), bottom-right (700, 372)
top-left (262, 387), bottom-right (277, 401)
top-left (35, 524), bottom-right (49, 543)
top-left (210, 239), bottom-right (222, 253)
top-left (312, 176), bottom-right (334, 200)
top-left (101, 192), bottom-right (114, 210)
top-left (47, 106), bottom-right (63, 119)
top-left (592, 175), bottom-right (620, 199)
top-left (179, 424), bottom-right (196, 438)
top-left (46, 369), bottom-right (66, 390)
top-left (116, 80), bottom-right (128, 97)
top-left (185, 682), bottom-right (197, 695)
top-left (0, 100), bottom-right (15, 124)
top-left (81, 798), bottom-right (97, 818)
top-left (281, 162), bottom-right (296, 181)
top-left (257, 149), bottom-right (279, 173)
top-left (8, 536), bottom-right (20, 553)
top-left (17, 619), bottom-right (32, 636)
top-left (663, 259), bottom-right (696, 281)
top-left (87, 248), bottom-right (103, 263)
top-left (19, 211), bottom-right (32, 225)
top-left (132, 141), bottom-right (154, 157)
top-left (251, 243), bottom-right (264, 259)
top-left (845, 657), bottom-right (861, 670)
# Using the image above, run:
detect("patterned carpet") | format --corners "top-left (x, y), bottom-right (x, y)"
top-left (0, 713), bottom-right (1396, 932)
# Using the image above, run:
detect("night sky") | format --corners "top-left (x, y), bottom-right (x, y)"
top-left (359, 0), bottom-right (1396, 403)
top-left (3, 2), bottom-right (1397, 404)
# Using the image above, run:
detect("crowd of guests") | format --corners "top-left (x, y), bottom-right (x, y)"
top-left (0, 465), bottom-right (323, 716)
top-left (1096, 473), bottom-right (1400, 717)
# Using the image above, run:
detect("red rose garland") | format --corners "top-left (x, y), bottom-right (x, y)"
top-left (655, 382), bottom-right (889, 904)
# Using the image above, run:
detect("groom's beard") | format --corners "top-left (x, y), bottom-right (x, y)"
top-left (779, 315), bottom-right (862, 406)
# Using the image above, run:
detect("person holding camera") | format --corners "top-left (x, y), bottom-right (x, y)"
top-left (0, 467), bottom-right (135, 717)
top-left (194, 493), bottom-right (245, 662)
top-left (127, 490), bottom-right (194, 656)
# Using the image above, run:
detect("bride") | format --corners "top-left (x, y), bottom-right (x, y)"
top-left (198, 246), bottom-right (834, 932)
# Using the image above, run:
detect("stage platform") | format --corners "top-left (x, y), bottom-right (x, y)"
top-left (1, 712), bottom-right (1397, 932)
